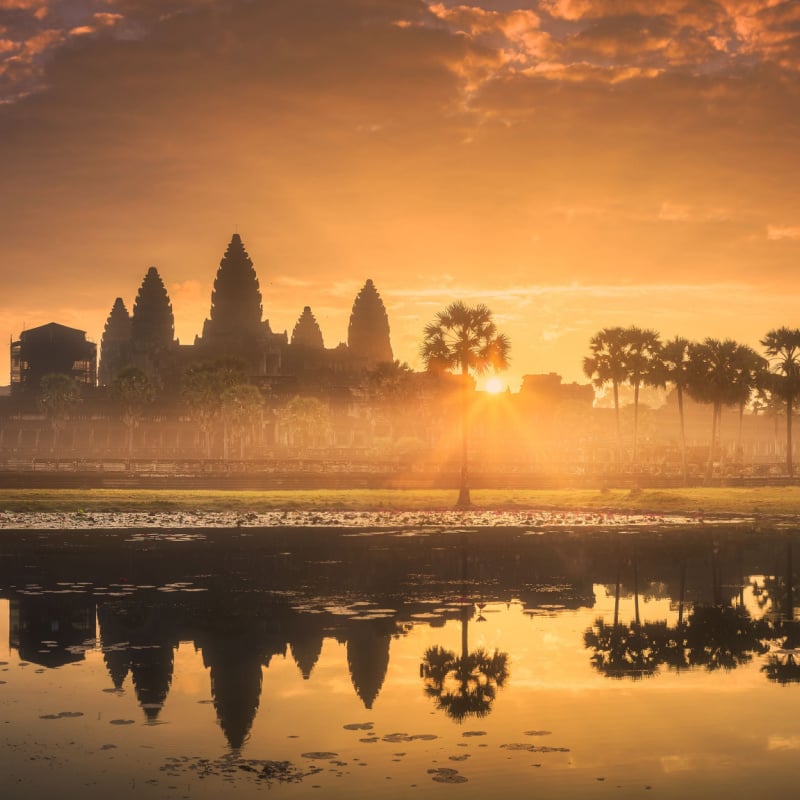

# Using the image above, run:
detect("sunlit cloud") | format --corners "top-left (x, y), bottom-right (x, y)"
top-left (767, 735), bottom-right (800, 751)
top-left (767, 224), bottom-right (800, 240)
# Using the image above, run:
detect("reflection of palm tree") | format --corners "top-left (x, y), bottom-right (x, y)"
top-left (762, 540), bottom-right (800, 684)
top-left (685, 605), bottom-right (769, 671)
top-left (584, 618), bottom-right (660, 680)
top-left (421, 604), bottom-right (509, 721)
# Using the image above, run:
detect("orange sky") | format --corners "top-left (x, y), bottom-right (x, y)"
top-left (2, 0), bottom-right (799, 391)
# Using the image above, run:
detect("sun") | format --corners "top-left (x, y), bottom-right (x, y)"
top-left (485, 376), bottom-right (505, 394)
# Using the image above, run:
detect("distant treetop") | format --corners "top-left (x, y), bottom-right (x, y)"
top-left (291, 306), bottom-right (324, 350)
top-left (348, 279), bottom-right (393, 366)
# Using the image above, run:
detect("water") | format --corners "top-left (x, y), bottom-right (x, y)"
top-left (1, 525), bottom-right (799, 798)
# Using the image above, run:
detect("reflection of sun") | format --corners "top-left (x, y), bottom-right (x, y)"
top-left (485, 376), bottom-right (505, 394)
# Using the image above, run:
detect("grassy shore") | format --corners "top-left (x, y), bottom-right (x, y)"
top-left (1, 487), bottom-right (800, 516)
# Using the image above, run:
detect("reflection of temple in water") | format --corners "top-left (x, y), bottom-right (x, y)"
top-left (97, 602), bottom-right (181, 721)
top-left (344, 618), bottom-right (393, 710)
top-left (9, 593), bottom-right (96, 668)
top-left (3, 527), bottom-right (800, 746)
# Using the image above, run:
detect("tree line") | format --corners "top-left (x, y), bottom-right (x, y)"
top-left (583, 326), bottom-right (800, 480)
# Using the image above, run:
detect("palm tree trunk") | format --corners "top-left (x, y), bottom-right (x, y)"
top-left (787, 393), bottom-right (794, 478)
top-left (706, 402), bottom-right (719, 482)
top-left (613, 558), bottom-right (621, 628)
top-left (457, 366), bottom-right (471, 507)
top-left (633, 380), bottom-right (640, 464)
top-left (677, 385), bottom-right (688, 486)
top-left (613, 380), bottom-right (622, 463)
top-left (126, 421), bottom-right (133, 469)
top-left (737, 402), bottom-right (744, 464)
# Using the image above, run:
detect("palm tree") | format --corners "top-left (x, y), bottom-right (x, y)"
top-left (761, 327), bottom-right (800, 477)
top-left (686, 339), bottom-right (753, 481)
top-left (420, 302), bottom-right (510, 507)
top-left (730, 345), bottom-right (768, 464)
top-left (621, 326), bottom-right (661, 463)
top-left (583, 327), bottom-right (627, 462)
top-left (658, 337), bottom-right (692, 484)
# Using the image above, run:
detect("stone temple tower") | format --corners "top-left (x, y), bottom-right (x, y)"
top-left (198, 233), bottom-right (286, 374)
top-left (347, 279), bottom-right (393, 367)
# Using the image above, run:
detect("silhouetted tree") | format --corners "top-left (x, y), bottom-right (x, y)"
top-left (730, 345), bottom-right (768, 462)
top-left (39, 373), bottom-right (80, 451)
top-left (279, 396), bottom-right (331, 448)
top-left (221, 383), bottom-right (263, 459)
top-left (621, 326), bottom-right (661, 463)
top-left (181, 359), bottom-right (248, 458)
top-left (583, 327), bottom-right (627, 461)
top-left (110, 366), bottom-right (156, 459)
top-left (761, 327), bottom-right (800, 477)
top-left (420, 302), bottom-right (510, 506)
top-left (687, 339), bottom-right (753, 480)
top-left (658, 337), bottom-right (692, 484)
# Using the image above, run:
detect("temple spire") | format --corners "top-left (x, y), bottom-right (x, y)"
top-left (291, 306), bottom-right (324, 350)
top-left (131, 267), bottom-right (175, 352)
top-left (348, 279), bottom-right (392, 366)
top-left (98, 297), bottom-right (132, 386)
top-left (204, 233), bottom-right (263, 341)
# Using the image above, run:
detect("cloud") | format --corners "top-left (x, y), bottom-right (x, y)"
top-left (767, 225), bottom-right (800, 240)
top-left (1, 0), bottom-right (799, 386)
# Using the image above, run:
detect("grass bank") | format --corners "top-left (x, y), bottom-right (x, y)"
top-left (1, 487), bottom-right (800, 516)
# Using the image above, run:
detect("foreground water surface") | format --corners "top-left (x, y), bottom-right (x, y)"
top-left (1, 523), bottom-right (799, 798)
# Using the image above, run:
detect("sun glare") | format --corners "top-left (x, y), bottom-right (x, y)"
top-left (485, 376), bottom-right (505, 394)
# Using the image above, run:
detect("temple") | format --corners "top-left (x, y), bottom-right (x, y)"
top-left (96, 232), bottom-right (396, 391)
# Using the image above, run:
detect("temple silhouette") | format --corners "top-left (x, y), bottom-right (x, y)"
top-left (95, 233), bottom-right (394, 392)
top-left (10, 233), bottom-right (393, 397)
